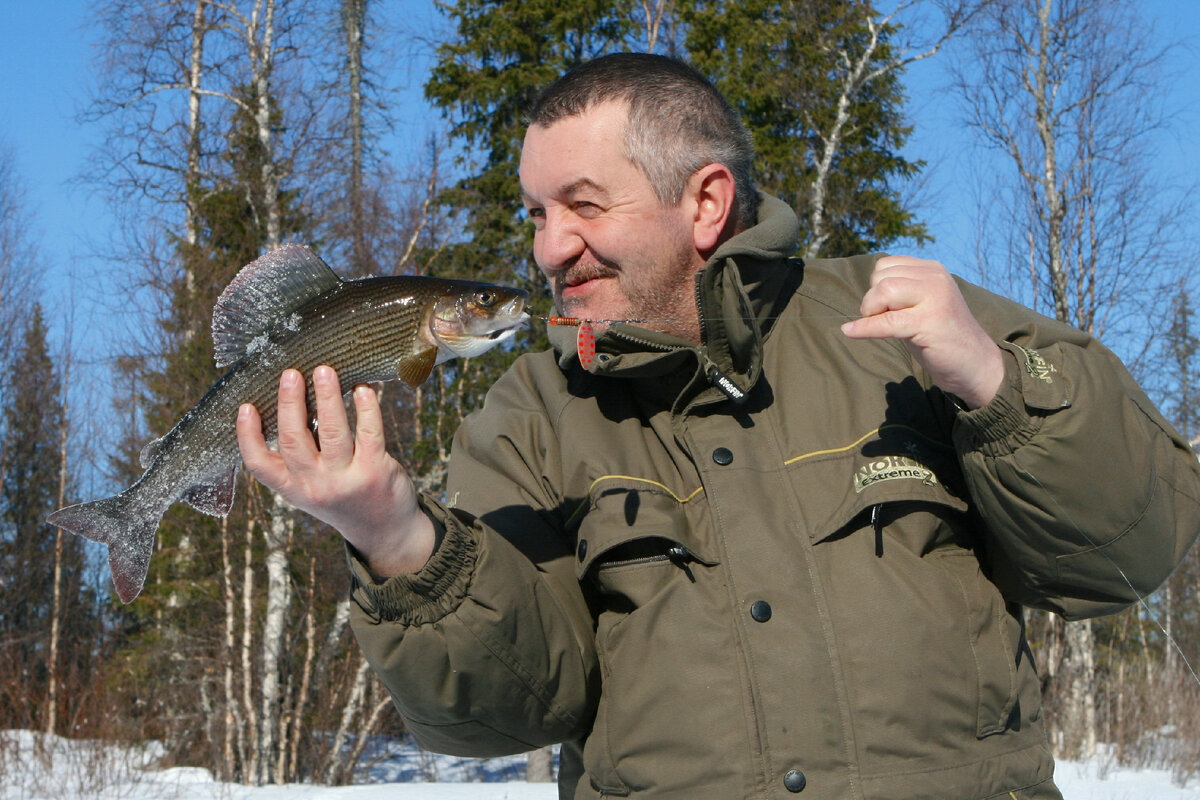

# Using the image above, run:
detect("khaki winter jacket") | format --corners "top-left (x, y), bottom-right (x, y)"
top-left (348, 194), bottom-right (1200, 799)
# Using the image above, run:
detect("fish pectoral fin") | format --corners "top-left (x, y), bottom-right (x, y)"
top-left (395, 348), bottom-right (439, 387)
top-left (183, 467), bottom-right (239, 517)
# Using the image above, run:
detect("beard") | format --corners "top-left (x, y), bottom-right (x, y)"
top-left (553, 244), bottom-right (701, 342)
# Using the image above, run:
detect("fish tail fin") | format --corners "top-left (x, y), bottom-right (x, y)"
top-left (47, 493), bottom-right (160, 604)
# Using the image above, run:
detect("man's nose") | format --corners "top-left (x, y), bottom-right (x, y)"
top-left (534, 209), bottom-right (585, 272)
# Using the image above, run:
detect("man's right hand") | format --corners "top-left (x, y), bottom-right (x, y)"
top-left (236, 365), bottom-right (436, 577)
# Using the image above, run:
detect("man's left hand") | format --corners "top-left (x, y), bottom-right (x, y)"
top-left (840, 256), bottom-right (1004, 410)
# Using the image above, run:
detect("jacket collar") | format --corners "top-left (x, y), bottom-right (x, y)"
top-left (551, 193), bottom-right (801, 400)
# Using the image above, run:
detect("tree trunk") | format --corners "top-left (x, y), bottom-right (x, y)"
top-left (250, 0), bottom-right (282, 250)
top-left (526, 746), bottom-right (555, 782)
top-left (46, 354), bottom-right (71, 736)
top-left (220, 515), bottom-right (243, 781)
top-left (242, 516), bottom-right (260, 781)
top-left (185, 0), bottom-right (207, 252)
top-left (1061, 619), bottom-right (1097, 758)
top-left (343, 0), bottom-right (368, 275)
top-left (258, 493), bottom-right (292, 784)
top-left (323, 655), bottom-right (372, 784)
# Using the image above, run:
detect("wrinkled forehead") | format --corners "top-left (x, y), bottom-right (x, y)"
top-left (519, 101), bottom-right (637, 198)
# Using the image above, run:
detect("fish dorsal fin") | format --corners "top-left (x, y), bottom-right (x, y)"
top-left (396, 348), bottom-right (439, 387)
top-left (212, 244), bottom-right (342, 368)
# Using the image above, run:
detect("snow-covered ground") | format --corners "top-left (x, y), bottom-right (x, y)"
top-left (2, 729), bottom-right (1197, 799)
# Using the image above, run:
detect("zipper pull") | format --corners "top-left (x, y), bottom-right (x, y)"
top-left (705, 362), bottom-right (749, 404)
top-left (667, 545), bottom-right (697, 583)
top-left (872, 504), bottom-right (884, 557)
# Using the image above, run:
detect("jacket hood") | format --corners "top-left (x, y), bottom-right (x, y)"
top-left (551, 192), bottom-right (801, 402)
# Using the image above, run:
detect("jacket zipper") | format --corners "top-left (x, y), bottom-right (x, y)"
top-left (604, 327), bottom-right (680, 354)
top-left (605, 321), bottom-right (747, 405)
top-left (596, 545), bottom-right (698, 582)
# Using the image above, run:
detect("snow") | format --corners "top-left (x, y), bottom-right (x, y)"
top-left (3, 729), bottom-right (1198, 799)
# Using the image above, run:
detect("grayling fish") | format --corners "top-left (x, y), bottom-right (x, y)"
top-left (47, 244), bottom-right (528, 603)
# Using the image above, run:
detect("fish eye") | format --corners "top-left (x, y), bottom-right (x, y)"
top-left (475, 290), bottom-right (498, 307)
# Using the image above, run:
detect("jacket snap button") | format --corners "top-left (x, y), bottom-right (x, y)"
top-left (577, 539), bottom-right (588, 561)
top-left (750, 600), bottom-right (772, 622)
top-left (712, 447), bottom-right (733, 465)
top-left (784, 769), bottom-right (807, 792)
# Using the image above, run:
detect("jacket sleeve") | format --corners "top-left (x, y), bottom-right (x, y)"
top-left (347, 357), bottom-right (599, 756)
top-left (951, 281), bottom-right (1200, 620)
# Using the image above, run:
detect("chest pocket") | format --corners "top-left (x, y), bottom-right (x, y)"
top-left (572, 477), bottom-right (719, 607)
top-left (786, 422), bottom-right (970, 546)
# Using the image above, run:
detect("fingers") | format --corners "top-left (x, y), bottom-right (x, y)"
top-left (351, 383), bottom-right (387, 460)
top-left (841, 256), bottom-right (950, 341)
top-left (240, 366), bottom-right (357, 490)
top-left (237, 401), bottom-right (289, 489)
top-left (312, 365), bottom-right (353, 463)
top-left (236, 368), bottom-right (429, 572)
top-left (841, 255), bottom-right (1005, 409)
top-left (275, 368), bottom-right (318, 462)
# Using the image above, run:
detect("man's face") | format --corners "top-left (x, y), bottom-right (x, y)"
top-left (519, 101), bottom-right (704, 343)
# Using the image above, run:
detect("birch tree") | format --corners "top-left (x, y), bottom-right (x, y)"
top-left (685, 0), bottom-right (981, 256)
top-left (953, 0), bottom-right (1191, 760)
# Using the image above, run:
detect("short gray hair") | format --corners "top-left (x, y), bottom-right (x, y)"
top-left (527, 53), bottom-right (758, 230)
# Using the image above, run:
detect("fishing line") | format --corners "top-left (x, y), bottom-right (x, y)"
top-left (536, 314), bottom-right (862, 325)
top-left (1014, 452), bottom-right (1200, 690)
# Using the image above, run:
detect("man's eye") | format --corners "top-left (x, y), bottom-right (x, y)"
top-left (524, 208), bottom-right (545, 226)
top-left (573, 201), bottom-right (600, 217)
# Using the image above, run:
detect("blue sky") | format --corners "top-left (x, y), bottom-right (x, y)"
top-left (1, 0), bottom-right (1197, 352)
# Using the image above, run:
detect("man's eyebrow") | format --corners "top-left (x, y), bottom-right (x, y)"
top-left (521, 178), bottom-right (607, 204)
top-left (559, 177), bottom-right (607, 197)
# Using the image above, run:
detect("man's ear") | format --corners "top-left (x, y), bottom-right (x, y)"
top-left (691, 160), bottom-right (734, 251)
top-left (688, 163), bottom-right (737, 255)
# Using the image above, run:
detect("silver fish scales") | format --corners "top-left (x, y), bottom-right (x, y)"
top-left (48, 244), bottom-right (528, 603)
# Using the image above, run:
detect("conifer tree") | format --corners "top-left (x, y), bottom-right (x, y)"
top-left (417, 0), bottom-right (636, 480)
top-left (425, 0), bottom-right (634, 283)
top-left (0, 305), bottom-right (89, 729)
top-left (683, 0), bottom-right (931, 256)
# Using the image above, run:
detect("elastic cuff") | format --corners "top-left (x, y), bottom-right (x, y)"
top-left (953, 345), bottom-right (1044, 457)
top-left (347, 495), bottom-right (478, 624)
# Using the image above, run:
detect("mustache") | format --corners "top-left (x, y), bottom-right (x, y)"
top-left (554, 258), bottom-right (620, 291)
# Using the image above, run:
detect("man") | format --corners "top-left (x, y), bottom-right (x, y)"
top-left (237, 54), bottom-right (1200, 799)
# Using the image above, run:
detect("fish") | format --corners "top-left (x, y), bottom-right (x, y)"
top-left (47, 243), bottom-right (528, 603)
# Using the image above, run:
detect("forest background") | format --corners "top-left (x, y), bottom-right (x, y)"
top-left (1, 0), bottom-right (1199, 789)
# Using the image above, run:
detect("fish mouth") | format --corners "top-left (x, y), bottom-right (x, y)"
top-left (488, 312), bottom-right (529, 339)
top-left (488, 321), bottom-right (521, 339)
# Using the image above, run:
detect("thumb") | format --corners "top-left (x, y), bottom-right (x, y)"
top-left (842, 311), bottom-right (907, 341)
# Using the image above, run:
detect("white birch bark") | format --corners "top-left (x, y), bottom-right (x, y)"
top-left (242, 516), bottom-right (260, 781)
top-left (185, 0), bottom-right (208, 251)
top-left (258, 493), bottom-right (292, 784)
top-left (46, 352), bottom-right (71, 736)
top-left (220, 516), bottom-right (240, 778)
top-left (342, 0), bottom-right (368, 274)
top-left (322, 656), bottom-right (372, 785)
top-left (802, 1), bottom-right (974, 258)
top-left (526, 746), bottom-right (554, 782)
top-left (954, 0), bottom-right (1182, 757)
